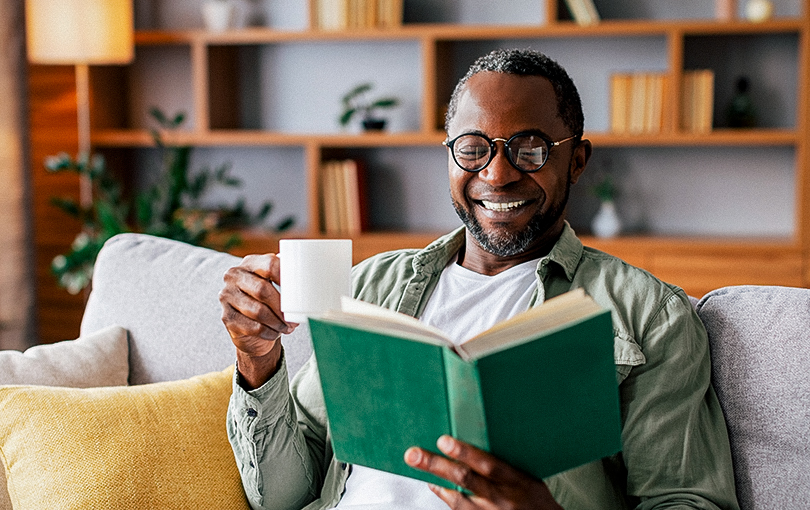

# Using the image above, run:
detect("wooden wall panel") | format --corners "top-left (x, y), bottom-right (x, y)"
top-left (27, 64), bottom-right (85, 344)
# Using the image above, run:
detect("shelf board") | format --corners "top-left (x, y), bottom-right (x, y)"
top-left (92, 128), bottom-right (798, 148)
top-left (133, 18), bottom-right (804, 46)
top-left (223, 228), bottom-right (800, 258)
top-left (92, 129), bottom-right (447, 147)
top-left (588, 128), bottom-right (799, 147)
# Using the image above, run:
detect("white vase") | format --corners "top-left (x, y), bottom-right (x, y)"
top-left (591, 201), bottom-right (622, 238)
top-left (202, 0), bottom-right (236, 32)
top-left (745, 0), bottom-right (774, 22)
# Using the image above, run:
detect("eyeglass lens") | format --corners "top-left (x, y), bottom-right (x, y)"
top-left (452, 133), bottom-right (549, 172)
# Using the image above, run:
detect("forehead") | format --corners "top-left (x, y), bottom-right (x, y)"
top-left (449, 72), bottom-right (564, 136)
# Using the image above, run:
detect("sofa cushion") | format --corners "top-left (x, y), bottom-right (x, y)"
top-left (0, 325), bottom-right (129, 510)
top-left (0, 325), bottom-right (128, 387)
top-left (82, 233), bottom-right (313, 386)
top-left (696, 285), bottom-right (810, 509)
top-left (0, 366), bottom-right (249, 510)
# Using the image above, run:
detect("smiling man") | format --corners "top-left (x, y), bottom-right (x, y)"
top-left (220, 49), bottom-right (740, 510)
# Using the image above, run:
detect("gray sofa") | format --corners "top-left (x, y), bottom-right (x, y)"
top-left (81, 233), bottom-right (810, 509)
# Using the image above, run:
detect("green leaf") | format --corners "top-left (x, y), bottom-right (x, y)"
top-left (342, 82), bottom-right (373, 104)
top-left (275, 216), bottom-right (295, 232)
top-left (50, 197), bottom-right (81, 217)
top-left (370, 98), bottom-right (398, 109)
top-left (339, 107), bottom-right (358, 126)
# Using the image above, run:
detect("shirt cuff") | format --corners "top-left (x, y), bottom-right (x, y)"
top-left (231, 348), bottom-right (292, 425)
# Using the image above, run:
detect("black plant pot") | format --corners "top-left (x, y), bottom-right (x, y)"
top-left (362, 118), bottom-right (387, 131)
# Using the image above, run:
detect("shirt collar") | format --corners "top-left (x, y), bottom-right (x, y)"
top-left (544, 222), bottom-right (584, 282)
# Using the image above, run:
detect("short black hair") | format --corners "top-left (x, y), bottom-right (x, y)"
top-left (445, 48), bottom-right (584, 138)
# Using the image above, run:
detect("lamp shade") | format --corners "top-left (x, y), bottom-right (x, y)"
top-left (26, 0), bottom-right (134, 65)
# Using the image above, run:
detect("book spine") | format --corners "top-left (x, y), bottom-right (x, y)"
top-left (443, 351), bottom-right (489, 453)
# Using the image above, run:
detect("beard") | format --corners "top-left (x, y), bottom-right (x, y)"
top-left (452, 179), bottom-right (571, 258)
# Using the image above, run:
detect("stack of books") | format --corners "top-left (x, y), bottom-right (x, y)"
top-left (680, 70), bottom-right (715, 133)
top-left (320, 159), bottom-right (368, 236)
top-left (610, 72), bottom-right (668, 134)
top-left (314, 0), bottom-right (403, 30)
top-left (563, 0), bottom-right (600, 25)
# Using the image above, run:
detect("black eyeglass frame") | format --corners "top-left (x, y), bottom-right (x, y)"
top-left (442, 130), bottom-right (579, 173)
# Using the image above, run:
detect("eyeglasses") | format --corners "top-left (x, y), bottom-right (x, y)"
top-left (443, 131), bottom-right (578, 173)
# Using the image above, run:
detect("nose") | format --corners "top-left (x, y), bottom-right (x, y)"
top-left (477, 140), bottom-right (522, 188)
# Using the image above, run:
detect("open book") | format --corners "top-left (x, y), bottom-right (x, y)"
top-left (307, 289), bottom-right (622, 488)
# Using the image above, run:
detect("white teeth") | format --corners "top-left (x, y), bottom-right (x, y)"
top-left (481, 200), bottom-right (527, 211)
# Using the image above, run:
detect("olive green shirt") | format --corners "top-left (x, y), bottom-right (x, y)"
top-left (227, 224), bottom-right (740, 510)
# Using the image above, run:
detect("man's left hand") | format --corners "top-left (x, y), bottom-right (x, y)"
top-left (404, 435), bottom-right (563, 509)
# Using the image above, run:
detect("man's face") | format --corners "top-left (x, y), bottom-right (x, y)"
top-left (447, 72), bottom-right (585, 258)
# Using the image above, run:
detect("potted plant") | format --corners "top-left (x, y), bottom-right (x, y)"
top-left (339, 82), bottom-right (399, 131)
top-left (48, 108), bottom-right (294, 294)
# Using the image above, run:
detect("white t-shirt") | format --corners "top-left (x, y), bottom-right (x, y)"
top-left (334, 255), bottom-right (540, 509)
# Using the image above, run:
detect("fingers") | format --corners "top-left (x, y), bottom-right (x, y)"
top-left (404, 443), bottom-right (494, 502)
top-left (405, 436), bottom-right (559, 510)
top-left (219, 254), bottom-right (297, 356)
top-left (436, 436), bottom-right (511, 483)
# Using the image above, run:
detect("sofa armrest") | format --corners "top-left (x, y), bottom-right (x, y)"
top-left (82, 234), bottom-right (313, 385)
top-left (696, 285), bottom-right (810, 509)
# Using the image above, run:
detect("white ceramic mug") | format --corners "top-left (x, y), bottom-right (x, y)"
top-left (279, 239), bottom-right (352, 323)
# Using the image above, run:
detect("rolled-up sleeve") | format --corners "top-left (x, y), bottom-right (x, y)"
top-left (227, 355), bottom-right (319, 510)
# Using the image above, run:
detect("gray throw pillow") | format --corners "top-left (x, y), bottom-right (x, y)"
top-left (0, 325), bottom-right (129, 510)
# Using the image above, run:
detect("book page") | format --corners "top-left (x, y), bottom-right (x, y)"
top-left (316, 296), bottom-right (452, 347)
top-left (457, 289), bottom-right (605, 360)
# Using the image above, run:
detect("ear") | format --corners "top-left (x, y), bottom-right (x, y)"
top-left (568, 138), bottom-right (592, 185)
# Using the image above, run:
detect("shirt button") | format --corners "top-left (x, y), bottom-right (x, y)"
top-left (246, 408), bottom-right (258, 417)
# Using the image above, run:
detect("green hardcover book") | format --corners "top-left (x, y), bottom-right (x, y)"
top-left (307, 289), bottom-right (622, 489)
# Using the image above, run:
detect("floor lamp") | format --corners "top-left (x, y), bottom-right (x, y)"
top-left (26, 0), bottom-right (134, 208)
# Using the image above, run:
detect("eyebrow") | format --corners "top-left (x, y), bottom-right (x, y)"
top-left (458, 129), bottom-right (555, 140)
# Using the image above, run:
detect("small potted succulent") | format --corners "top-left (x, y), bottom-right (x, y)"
top-left (339, 82), bottom-right (399, 131)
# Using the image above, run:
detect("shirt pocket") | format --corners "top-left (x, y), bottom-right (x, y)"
top-left (613, 332), bottom-right (645, 384)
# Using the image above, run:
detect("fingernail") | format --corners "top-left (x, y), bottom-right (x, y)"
top-left (404, 447), bottom-right (421, 465)
top-left (437, 435), bottom-right (455, 453)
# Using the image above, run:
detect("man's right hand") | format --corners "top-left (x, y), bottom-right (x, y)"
top-left (219, 254), bottom-right (298, 390)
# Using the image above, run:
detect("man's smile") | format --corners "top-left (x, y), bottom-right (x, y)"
top-left (480, 199), bottom-right (530, 212)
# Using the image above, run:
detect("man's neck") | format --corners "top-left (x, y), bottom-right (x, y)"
top-left (457, 225), bottom-right (564, 276)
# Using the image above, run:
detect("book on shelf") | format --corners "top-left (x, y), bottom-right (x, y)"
top-left (680, 70), bottom-right (715, 134)
top-left (562, 0), bottom-right (601, 26)
top-left (307, 289), bottom-right (623, 489)
top-left (610, 72), bottom-right (668, 135)
top-left (320, 159), bottom-right (368, 236)
top-left (314, 0), bottom-right (402, 30)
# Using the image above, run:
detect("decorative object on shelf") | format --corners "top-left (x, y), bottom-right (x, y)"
top-left (726, 76), bottom-right (758, 128)
top-left (715, 0), bottom-right (737, 21)
top-left (47, 109), bottom-right (294, 295)
top-left (25, 0), bottom-right (134, 209)
top-left (745, 0), bottom-right (774, 23)
top-left (590, 174), bottom-right (622, 239)
top-left (339, 82), bottom-right (400, 132)
top-left (202, 0), bottom-right (236, 32)
top-left (562, 0), bottom-right (600, 26)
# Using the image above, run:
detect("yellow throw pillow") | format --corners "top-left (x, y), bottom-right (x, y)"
top-left (0, 366), bottom-right (249, 510)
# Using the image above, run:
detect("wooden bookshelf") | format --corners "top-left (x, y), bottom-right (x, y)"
top-left (28, 0), bottom-right (810, 343)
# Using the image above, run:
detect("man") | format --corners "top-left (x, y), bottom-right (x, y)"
top-left (220, 49), bottom-right (740, 510)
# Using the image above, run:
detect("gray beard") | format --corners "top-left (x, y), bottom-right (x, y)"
top-left (452, 181), bottom-right (570, 258)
